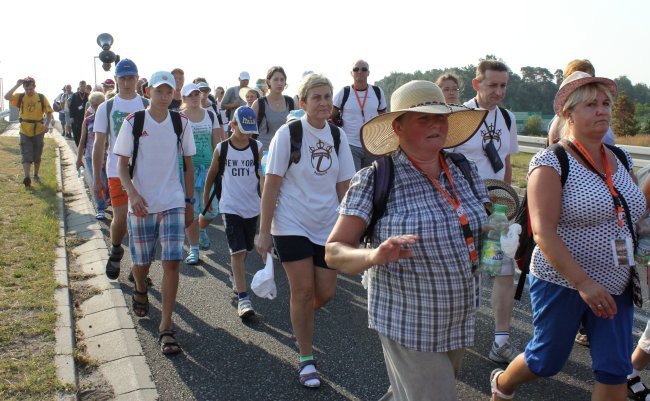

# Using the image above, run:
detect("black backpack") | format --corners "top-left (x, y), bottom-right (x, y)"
top-left (363, 151), bottom-right (480, 243)
top-left (286, 119), bottom-right (340, 169)
top-left (333, 85), bottom-right (384, 127)
top-left (201, 138), bottom-right (260, 216)
top-left (128, 110), bottom-right (185, 178)
top-left (469, 98), bottom-right (512, 132)
top-left (256, 96), bottom-right (295, 127)
top-left (513, 142), bottom-right (631, 299)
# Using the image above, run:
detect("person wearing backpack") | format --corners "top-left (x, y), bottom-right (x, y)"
top-left (451, 60), bottom-right (521, 365)
top-left (202, 106), bottom-right (264, 319)
top-left (251, 66), bottom-right (296, 149)
top-left (179, 83), bottom-right (221, 264)
top-left (255, 73), bottom-right (356, 388)
top-left (114, 70), bottom-right (196, 356)
top-left (490, 72), bottom-right (645, 401)
top-left (92, 58), bottom-right (150, 280)
top-left (68, 80), bottom-right (89, 146)
top-left (326, 80), bottom-right (489, 401)
top-left (331, 60), bottom-right (387, 171)
top-left (4, 76), bottom-right (54, 188)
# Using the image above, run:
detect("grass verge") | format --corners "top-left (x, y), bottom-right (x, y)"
top-left (0, 137), bottom-right (61, 399)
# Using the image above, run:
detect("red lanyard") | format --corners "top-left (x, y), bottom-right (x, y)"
top-left (407, 153), bottom-right (479, 266)
top-left (352, 85), bottom-right (369, 123)
top-left (569, 139), bottom-right (624, 228)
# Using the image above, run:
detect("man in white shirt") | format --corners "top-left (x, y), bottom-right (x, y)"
top-left (331, 60), bottom-right (387, 171)
top-left (92, 58), bottom-right (149, 280)
top-left (452, 60), bottom-right (520, 364)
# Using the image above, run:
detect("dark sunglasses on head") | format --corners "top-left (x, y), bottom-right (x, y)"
top-left (352, 67), bottom-right (369, 72)
top-left (199, 87), bottom-right (210, 93)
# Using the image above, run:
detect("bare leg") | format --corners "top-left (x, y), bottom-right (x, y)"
top-left (312, 266), bottom-right (337, 310)
top-left (159, 260), bottom-right (180, 332)
top-left (283, 258), bottom-right (316, 357)
top-left (493, 275), bottom-right (516, 332)
top-left (131, 264), bottom-right (151, 303)
top-left (22, 163), bottom-right (31, 179)
top-left (231, 251), bottom-right (247, 293)
top-left (110, 204), bottom-right (128, 245)
top-left (592, 382), bottom-right (626, 401)
top-left (632, 346), bottom-right (650, 371)
top-left (185, 220), bottom-right (199, 246)
top-left (493, 353), bottom-right (538, 399)
top-left (33, 162), bottom-right (40, 177)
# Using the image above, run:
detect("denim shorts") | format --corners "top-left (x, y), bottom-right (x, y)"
top-left (524, 274), bottom-right (633, 385)
top-left (127, 208), bottom-right (185, 265)
top-left (193, 187), bottom-right (218, 220)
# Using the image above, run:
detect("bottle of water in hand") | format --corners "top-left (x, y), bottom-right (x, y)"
top-left (480, 204), bottom-right (509, 276)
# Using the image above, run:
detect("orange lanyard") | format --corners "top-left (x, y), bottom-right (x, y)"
top-left (407, 153), bottom-right (479, 266)
top-left (569, 139), bottom-right (624, 228)
top-left (352, 85), bottom-right (369, 123)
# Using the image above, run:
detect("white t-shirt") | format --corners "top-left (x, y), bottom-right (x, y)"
top-left (266, 116), bottom-right (356, 245)
top-left (218, 139), bottom-right (263, 219)
top-left (113, 110), bottom-right (196, 214)
top-left (189, 109), bottom-right (220, 167)
top-left (94, 95), bottom-right (149, 178)
top-left (451, 99), bottom-right (519, 181)
top-left (333, 85), bottom-right (387, 148)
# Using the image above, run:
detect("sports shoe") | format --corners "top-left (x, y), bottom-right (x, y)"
top-left (105, 245), bottom-right (124, 280)
top-left (185, 248), bottom-right (199, 265)
top-left (23, 176), bottom-right (31, 188)
top-left (628, 375), bottom-right (650, 401)
top-left (489, 340), bottom-right (520, 364)
top-left (490, 368), bottom-right (514, 400)
top-left (199, 229), bottom-right (210, 249)
top-left (33, 175), bottom-right (41, 184)
top-left (237, 298), bottom-right (255, 319)
top-left (96, 210), bottom-right (105, 220)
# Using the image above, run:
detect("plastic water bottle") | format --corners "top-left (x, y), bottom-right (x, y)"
top-left (635, 211), bottom-right (650, 265)
top-left (480, 204), bottom-right (509, 276)
top-left (78, 166), bottom-right (84, 179)
top-left (260, 150), bottom-right (268, 176)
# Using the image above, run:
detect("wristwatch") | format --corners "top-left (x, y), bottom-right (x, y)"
top-left (185, 197), bottom-right (195, 205)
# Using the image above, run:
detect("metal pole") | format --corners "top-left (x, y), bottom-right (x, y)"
top-left (93, 57), bottom-right (97, 87)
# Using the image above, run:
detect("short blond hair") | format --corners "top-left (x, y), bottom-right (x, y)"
top-left (559, 82), bottom-right (613, 138)
top-left (564, 59), bottom-right (595, 78)
top-left (88, 91), bottom-right (106, 106)
top-left (297, 73), bottom-right (332, 102)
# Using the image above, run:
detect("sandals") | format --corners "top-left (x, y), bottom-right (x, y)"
top-left (299, 359), bottom-right (321, 388)
top-left (128, 271), bottom-right (153, 287)
top-left (131, 286), bottom-right (149, 318)
top-left (185, 249), bottom-right (200, 265)
top-left (158, 330), bottom-right (182, 355)
top-left (628, 375), bottom-right (650, 401)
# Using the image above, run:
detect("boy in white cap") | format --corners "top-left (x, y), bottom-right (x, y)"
top-left (221, 71), bottom-right (250, 134)
top-left (203, 106), bottom-right (264, 319)
top-left (113, 71), bottom-right (196, 355)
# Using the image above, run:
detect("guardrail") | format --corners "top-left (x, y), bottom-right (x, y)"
top-left (518, 135), bottom-right (650, 168)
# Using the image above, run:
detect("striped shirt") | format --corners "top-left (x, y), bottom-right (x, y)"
top-left (339, 149), bottom-right (489, 352)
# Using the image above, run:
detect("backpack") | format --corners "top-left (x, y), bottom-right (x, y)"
top-left (513, 142), bottom-right (631, 299)
top-left (363, 151), bottom-right (480, 243)
top-left (128, 110), bottom-right (184, 178)
top-left (17, 93), bottom-right (45, 115)
top-left (469, 98), bottom-right (512, 132)
top-left (256, 96), bottom-right (295, 127)
top-left (286, 119), bottom-right (340, 169)
top-left (105, 96), bottom-right (150, 135)
top-left (53, 94), bottom-right (63, 112)
top-left (208, 103), bottom-right (224, 126)
top-left (334, 85), bottom-right (383, 127)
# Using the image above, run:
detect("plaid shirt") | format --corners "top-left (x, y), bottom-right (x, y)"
top-left (339, 149), bottom-right (489, 352)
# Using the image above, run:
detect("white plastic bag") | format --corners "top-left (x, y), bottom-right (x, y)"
top-left (500, 223), bottom-right (522, 258)
top-left (251, 253), bottom-right (277, 300)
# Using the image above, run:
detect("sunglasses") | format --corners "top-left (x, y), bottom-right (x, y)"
top-left (199, 88), bottom-right (210, 93)
top-left (352, 67), bottom-right (369, 72)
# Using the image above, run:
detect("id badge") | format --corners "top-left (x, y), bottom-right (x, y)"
top-left (78, 105), bottom-right (83, 110)
top-left (611, 237), bottom-right (634, 267)
top-left (484, 140), bottom-right (504, 173)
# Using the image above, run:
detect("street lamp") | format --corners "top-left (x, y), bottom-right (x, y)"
top-left (95, 33), bottom-right (119, 85)
top-left (93, 56), bottom-right (100, 87)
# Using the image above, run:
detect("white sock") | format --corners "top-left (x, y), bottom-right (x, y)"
top-left (495, 332), bottom-right (510, 347)
top-left (629, 368), bottom-right (641, 380)
top-left (300, 362), bottom-right (319, 386)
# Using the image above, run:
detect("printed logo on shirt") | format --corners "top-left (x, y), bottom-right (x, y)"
top-left (112, 111), bottom-right (131, 138)
top-left (310, 139), bottom-right (334, 175)
top-left (141, 130), bottom-right (149, 137)
top-left (226, 158), bottom-right (256, 176)
top-left (480, 123), bottom-right (502, 151)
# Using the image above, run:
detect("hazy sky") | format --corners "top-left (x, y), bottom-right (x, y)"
top-left (1, 0), bottom-right (647, 104)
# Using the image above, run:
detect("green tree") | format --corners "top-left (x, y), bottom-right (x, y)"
top-left (523, 115), bottom-right (544, 136)
top-left (612, 92), bottom-right (639, 136)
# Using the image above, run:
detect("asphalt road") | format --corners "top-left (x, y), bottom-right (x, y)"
top-left (94, 209), bottom-right (650, 401)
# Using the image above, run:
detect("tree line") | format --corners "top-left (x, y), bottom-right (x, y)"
top-left (374, 55), bottom-right (650, 136)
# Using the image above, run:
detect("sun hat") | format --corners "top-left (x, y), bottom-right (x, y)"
top-left (181, 83), bottom-right (200, 97)
top-left (115, 59), bottom-right (138, 78)
top-left (233, 106), bottom-right (258, 135)
top-left (553, 71), bottom-right (617, 114)
top-left (239, 71), bottom-right (250, 81)
top-left (484, 179), bottom-right (521, 220)
top-left (361, 80), bottom-right (487, 156)
top-left (197, 82), bottom-right (210, 92)
top-left (239, 86), bottom-right (262, 101)
top-left (149, 71), bottom-right (175, 90)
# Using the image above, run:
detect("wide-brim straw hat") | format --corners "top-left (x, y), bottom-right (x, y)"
top-left (239, 86), bottom-right (262, 101)
top-left (484, 179), bottom-right (521, 220)
top-left (553, 71), bottom-right (617, 114)
top-left (361, 80), bottom-right (487, 156)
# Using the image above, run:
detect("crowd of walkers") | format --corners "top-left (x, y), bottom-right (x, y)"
top-left (6, 56), bottom-right (650, 401)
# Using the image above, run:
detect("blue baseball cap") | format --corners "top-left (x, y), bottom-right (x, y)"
top-left (149, 71), bottom-right (175, 90)
top-left (233, 106), bottom-right (258, 135)
top-left (115, 58), bottom-right (138, 77)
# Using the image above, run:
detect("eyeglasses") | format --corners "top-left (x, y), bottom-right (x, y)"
top-left (442, 88), bottom-right (460, 93)
top-left (199, 88), bottom-right (210, 93)
top-left (352, 67), bottom-right (369, 72)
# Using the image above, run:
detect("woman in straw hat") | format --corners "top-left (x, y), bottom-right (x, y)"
top-left (489, 72), bottom-right (645, 401)
top-left (255, 73), bottom-right (356, 388)
top-left (325, 80), bottom-right (489, 401)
